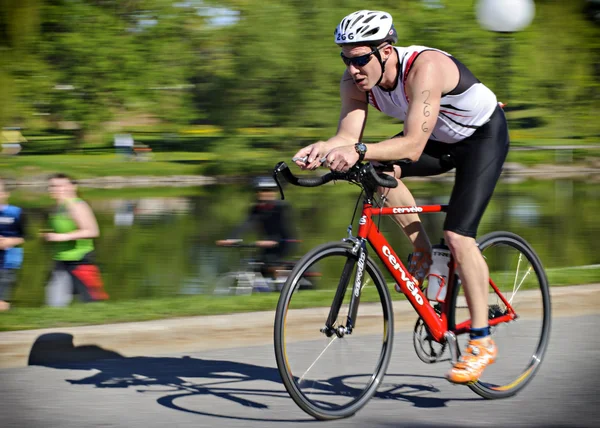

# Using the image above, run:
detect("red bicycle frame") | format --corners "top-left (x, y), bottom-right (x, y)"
top-left (357, 202), bottom-right (517, 343)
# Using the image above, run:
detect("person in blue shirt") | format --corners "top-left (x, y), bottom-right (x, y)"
top-left (0, 177), bottom-right (26, 311)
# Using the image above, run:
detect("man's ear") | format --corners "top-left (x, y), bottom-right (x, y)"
top-left (382, 44), bottom-right (394, 60)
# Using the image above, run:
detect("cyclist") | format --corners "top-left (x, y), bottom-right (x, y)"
top-left (216, 176), bottom-right (297, 286)
top-left (293, 10), bottom-right (509, 384)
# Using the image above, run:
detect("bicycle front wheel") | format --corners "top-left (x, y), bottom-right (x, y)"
top-left (274, 241), bottom-right (394, 420)
top-left (449, 231), bottom-right (551, 399)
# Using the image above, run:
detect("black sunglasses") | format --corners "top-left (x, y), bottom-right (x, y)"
top-left (340, 47), bottom-right (378, 67)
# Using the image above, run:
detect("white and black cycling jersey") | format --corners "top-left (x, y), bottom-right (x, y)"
top-left (368, 46), bottom-right (498, 144)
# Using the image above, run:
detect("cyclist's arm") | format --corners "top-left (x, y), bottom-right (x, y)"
top-left (325, 72), bottom-right (369, 150)
top-left (363, 55), bottom-right (444, 162)
top-left (298, 72), bottom-right (368, 169)
top-left (228, 205), bottom-right (258, 240)
top-left (227, 205), bottom-right (255, 240)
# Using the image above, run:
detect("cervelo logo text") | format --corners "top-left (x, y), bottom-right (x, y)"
top-left (353, 251), bottom-right (366, 297)
top-left (392, 206), bottom-right (423, 214)
top-left (382, 245), bottom-right (424, 305)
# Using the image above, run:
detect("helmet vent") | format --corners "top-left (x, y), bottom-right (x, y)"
top-left (350, 14), bottom-right (364, 29)
top-left (363, 14), bottom-right (376, 24)
top-left (362, 28), bottom-right (379, 37)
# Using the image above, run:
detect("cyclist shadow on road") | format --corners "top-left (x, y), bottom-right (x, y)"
top-left (28, 333), bottom-right (478, 422)
top-left (373, 373), bottom-right (480, 409)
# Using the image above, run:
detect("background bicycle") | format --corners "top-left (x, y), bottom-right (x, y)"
top-left (213, 240), bottom-right (318, 295)
top-left (272, 161), bottom-right (551, 420)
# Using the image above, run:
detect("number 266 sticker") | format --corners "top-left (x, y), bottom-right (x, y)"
top-left (337, 33), bottom-right (354, 41)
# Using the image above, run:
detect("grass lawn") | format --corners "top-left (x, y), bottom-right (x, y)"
top-left (2, 143), bottom-right (598, 182)
top-left (1, 266), bottom-right (597, 332)
top-left (0, 152), bottom-right (217, 180)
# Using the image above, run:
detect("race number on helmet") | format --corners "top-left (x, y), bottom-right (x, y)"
top-left (334, 10), bottom-right (398, 46)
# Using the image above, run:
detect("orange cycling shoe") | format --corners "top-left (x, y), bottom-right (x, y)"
top-left (446, 337), bottom-right (497, 384)
top-left (395, 249), bottom-right (431, 293)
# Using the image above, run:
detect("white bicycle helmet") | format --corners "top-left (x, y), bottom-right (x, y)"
top-left (334, 10), bottom-right (398, 46)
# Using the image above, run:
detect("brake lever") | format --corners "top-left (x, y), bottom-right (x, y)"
top-left (273, 162), bottom-right (287, 200)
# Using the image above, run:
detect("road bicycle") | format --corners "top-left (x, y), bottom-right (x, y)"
top-left (213, 241), bottom-right (318, 295)
top-left (271, 161), bottom-right (551, 420)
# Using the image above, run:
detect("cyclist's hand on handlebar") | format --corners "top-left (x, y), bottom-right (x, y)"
top-left (323, 145), bottom-right (359, 172)
top-left (256, 240), bottom-right (278, 248)
top-left (216, 239), bottom-right (241, 246)
top-left (292, 142), bottom-right (328, 170)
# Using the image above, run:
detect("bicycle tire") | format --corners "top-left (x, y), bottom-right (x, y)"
top-left (274, 241), bottom-right (394, 420)
top-left (448, 231), bottom-right (551, 399)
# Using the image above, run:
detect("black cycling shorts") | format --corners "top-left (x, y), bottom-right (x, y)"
top-left (399, 105), bottom-right (510, 238)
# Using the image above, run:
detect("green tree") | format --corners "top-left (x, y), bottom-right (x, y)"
top-left (0, 0), bottom-right (41, 127)
top-left (2, 0), bottom-right (599, 148)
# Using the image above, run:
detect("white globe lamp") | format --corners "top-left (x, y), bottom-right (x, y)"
top-left (476, 0), bottom-right (535, 33)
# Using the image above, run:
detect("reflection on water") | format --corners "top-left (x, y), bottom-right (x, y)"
top-left (500, 196), bottom-right (540, 226)
top-left (12, 179), bottom-right (600, 306)
top-left (102, 198), bottom-right (193, 226)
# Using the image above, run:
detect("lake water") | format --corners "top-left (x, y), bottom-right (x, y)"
top-left (11, 177), bottom-right (600, 306)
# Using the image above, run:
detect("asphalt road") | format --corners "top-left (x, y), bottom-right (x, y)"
top-left (1, 314), bottom-right (599, 428)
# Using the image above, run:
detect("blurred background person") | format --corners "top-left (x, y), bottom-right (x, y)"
top-left (0, 177), bottom-right (26, 311)
top-left (114, 199), bottom-right (137, 227)
top-left (113, 133), bottom-right (134, 158)
top-left (216, 176), bottom-right (297, 287)
top-left (42, 173), bottom-right (108, 307)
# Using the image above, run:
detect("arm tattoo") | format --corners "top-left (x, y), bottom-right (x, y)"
top-left (421, 89), bottom-right (431, 132)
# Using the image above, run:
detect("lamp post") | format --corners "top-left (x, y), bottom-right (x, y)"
top-left (476, 0), bottom-right (535, 228)
top-left (476, 0), bottom-right (535, 102)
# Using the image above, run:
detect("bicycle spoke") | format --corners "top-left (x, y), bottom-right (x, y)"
top-left (512, 252), bottom-right (522, 295)
top-left (298, 336), bottom-right (338, 384)
top-left (510, 264), bottom-right (533, 306)
top-left (274, 242), bottom-right (394, 419)
top-left (451, 232), bottom-right (551, 399)
top-left (360, 277), bottom-right (371, 293)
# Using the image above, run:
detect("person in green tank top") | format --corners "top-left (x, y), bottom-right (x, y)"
top-left (42, 173), bottom-right (108, 307)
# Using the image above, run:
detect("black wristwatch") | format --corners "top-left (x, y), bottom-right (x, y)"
top-left (354, 142), bottom-right (367, 162)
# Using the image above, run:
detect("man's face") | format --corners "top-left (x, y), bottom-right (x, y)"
top-left (341, 45), bottom-right (384, 92)
top-left (257, 189), bottom-right (277, 202)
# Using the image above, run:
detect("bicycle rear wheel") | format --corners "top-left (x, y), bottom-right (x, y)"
top-left (274, 241), bottom-right (394, 420)
top-left (448, 231), bottom-right (551, 398)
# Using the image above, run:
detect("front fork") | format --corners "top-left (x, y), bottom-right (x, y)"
top-left (320, 239), bottom-right (463, 366)
top-left (321, 238), bottom-right (367, 338)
